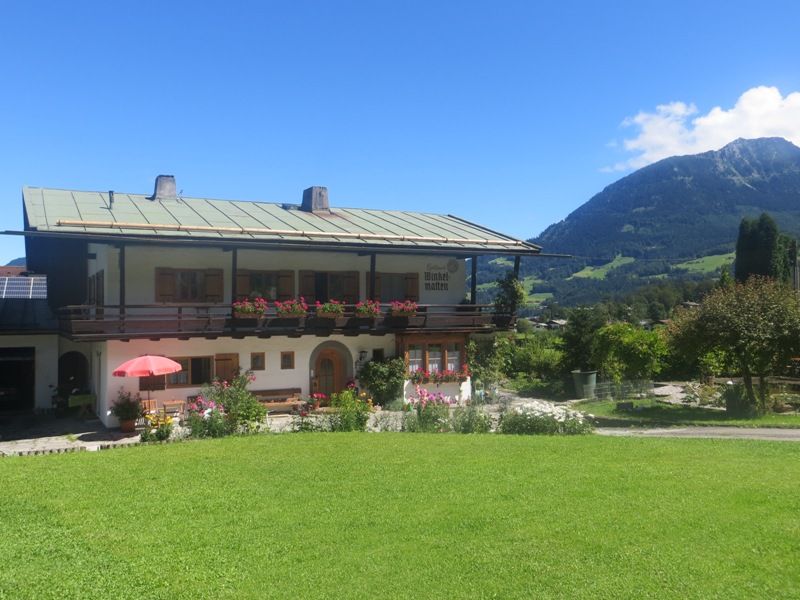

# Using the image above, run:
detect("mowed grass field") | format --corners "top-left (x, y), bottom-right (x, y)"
top-left (2, 434), bottom-right (799, 599)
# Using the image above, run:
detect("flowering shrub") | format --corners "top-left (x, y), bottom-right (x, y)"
top-left (390, 300), bottom-right (418, 316)
top-left (140, 412), bottom-right (174, 442)
top-left (232, 296), bottom-right (268, 316)
top-left (111, 389), bottom-right (143, 421)
top-left (275, 297), bottom-right (308, 317)
top-left (307, 392), bottom-right (328, 408)
top-left (328, 389), bottom-right (373, 431)
top-left (498, 401), bottom-right (593, 435)
top-left (315, 299), bottom-right (345, 316)
top-left (186, 396), bottom-right (227, 438)
top-left (354, 299), bottom-right (381, 318)
top-left (409, 364), bottom-right (471, 385)
top-left (403, 386), bottom-right (455, 432)
top-left (198, 371), bottom-right (266, 434)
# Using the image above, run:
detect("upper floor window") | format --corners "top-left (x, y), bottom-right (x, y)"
top-left (375, 272), bottom-right (419, 303)
top-left (236, 270), bottom-right (294, 301)
top-left (155, 268), bottom-right (223, 303)
top-left (299, 270), bottom-right (359, 304)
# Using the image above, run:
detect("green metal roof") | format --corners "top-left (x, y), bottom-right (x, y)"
top-left (21, 186), bottom-right (541, 255)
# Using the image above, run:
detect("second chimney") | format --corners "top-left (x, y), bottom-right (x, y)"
top-left (149, 175), bottom-right (177, 201)
top-left (301, 186), bottom-right (329, 212)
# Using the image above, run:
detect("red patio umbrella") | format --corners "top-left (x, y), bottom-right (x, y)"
top-left (113, 355), bottom-right (183, 378)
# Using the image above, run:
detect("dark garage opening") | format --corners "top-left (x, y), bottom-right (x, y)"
top-left (0, 347), bottom-right (35, 413)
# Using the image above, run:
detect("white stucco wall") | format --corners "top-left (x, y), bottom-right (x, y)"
top-left (0, 334), bottom-right (59, 412)
top-left (94, 244), bottom-right (467, 306)
top-left (98, 334), bottom-right (398, 426)
top-left (403, 379), bottom-right (471, 404)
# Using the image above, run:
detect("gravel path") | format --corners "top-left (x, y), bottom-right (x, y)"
top-left (597, 426), bottom-right (800, 442)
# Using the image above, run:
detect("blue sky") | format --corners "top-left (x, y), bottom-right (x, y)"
top-left (1, 0), bottom-right (799, 264)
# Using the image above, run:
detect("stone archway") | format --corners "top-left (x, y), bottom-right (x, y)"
top-left (309, 341), bottom-right (353, 398)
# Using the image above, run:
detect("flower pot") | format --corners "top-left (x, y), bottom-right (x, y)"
top-left (233, 311), bottom-right (264, 320)
top-left (119, 419), bottom-right (136, 433)
top-left (391, 311), bottom-right (417, 318)
top-left (316, 311), bottom-right (342, 319)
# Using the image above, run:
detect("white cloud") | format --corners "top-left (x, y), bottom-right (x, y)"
top-left (606, 86), bottom-right (800, 171)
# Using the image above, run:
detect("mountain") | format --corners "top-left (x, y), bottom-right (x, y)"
top-left (5, 257), bottom-right (26, 267)
top-left (534, 137), bottom-right (800, 260)
top-left (474, 138), bottom-right (800, 312)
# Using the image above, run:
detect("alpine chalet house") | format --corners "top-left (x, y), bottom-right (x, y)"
top-left (14, 176), bottom-right (540, 426)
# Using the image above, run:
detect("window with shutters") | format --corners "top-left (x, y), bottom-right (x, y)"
top-left (166, 356), bottom-right (214, 387)
top-left (399, 335), bottom-right (467, 375)
top-left (235, 270), bottom-right (294, 301)
top-left (155, 268), bottom-right (223, 303)
top-left (299, 271), bottom-right (359, 304)
top-left (374, 272), bottom-right (419, 302)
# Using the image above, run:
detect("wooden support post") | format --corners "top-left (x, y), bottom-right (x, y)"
top-left (118, 244), bottom-right (126, 319)
top-left (368, 253), bottom-right (376, 300)
top-left (470, 256), bottom-right (477, 305)
top-left (513, 255), bottom-right (521, 279)
top-left (231, 248), bottom-right (238, 302)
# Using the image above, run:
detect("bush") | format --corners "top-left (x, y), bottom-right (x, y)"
top-left (199, 371), bottom-right (266, 434)
top-left (358, 358), bottom-right (406, 406)
top-left (140, 413), bottom-right (174, 442)
top-left (498, 401), bottom-right (592, 435)
top-left (402, 387), bottom-right (454, 433)
top-left (722, 383), bottom-right (755, 416)
top-left (328, 389), bottom-right (373, 432)
top-left (591, 322), bottom-right (667, 383)
top-left (451, 405), bottom-right (492, 434)
top-left (186, 396), bottom-right (230, 438)
top-left (111, 389), bottom-right (143, 421)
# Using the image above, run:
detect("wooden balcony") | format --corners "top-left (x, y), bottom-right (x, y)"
top-left (57, 303), bottom-right (515, 341)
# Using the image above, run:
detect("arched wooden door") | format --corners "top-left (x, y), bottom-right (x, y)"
top-left (314, 349), bottom-right (345, 398)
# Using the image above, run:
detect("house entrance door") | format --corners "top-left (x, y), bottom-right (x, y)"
top-left (314, 349), bottom-right (345, 398)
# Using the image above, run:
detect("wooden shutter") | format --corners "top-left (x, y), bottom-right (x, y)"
top-left (372, 273), bottom-right (382, 302)
top-left (405, 272), bottom-right (419, 301)
top-left (155, 268), bottom-right (176, 302)
top-left (214, 353), bottom-right (240, 383)
top-left (342, 271), bottom-right (360, 304)
top-left (205, 269), bottom-right (224, 302)
top-left (236, 270), bottom-right (251, 299)
top-left (299, 270), bottom-right (316, 302)
top-left (139, 375), bottom-right (166, 391)
top-left (277, 270), bottom-right (295, 300)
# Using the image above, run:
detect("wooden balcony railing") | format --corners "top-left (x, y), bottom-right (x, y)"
top-left (57, 303), bottom-right (516, 340)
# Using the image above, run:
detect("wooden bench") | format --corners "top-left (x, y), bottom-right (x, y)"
top-left (251, 388), bottom-right (304, 414)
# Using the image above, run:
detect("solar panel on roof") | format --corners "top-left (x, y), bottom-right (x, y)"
top-left (0, 277), bottom-right (47, 299)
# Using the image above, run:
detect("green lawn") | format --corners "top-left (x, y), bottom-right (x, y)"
top-left (576, 397), bottom-right (800, 428)
top-left (2, 434), bottom-right (800, 599)
top-left (569, 255), bottom-right (635, 279)
top-left (674, 252), bottom-right (735, 275)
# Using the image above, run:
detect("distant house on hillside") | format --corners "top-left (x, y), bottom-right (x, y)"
top-left (0, 176), bottom-right (541, 423)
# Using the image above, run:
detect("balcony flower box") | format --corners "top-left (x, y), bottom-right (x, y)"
top-left (232, 296), bottom-right (268, 319)
top-left (410, 364), bottom-right (470, 385)
top-left (354, 299), bottom-right (381, 319)
top-left (314, 300), bottom-right (345, 319)
top-left (274, 297), bottom-right (309, 318)
top-left (389, 300), bottom-right (418, 317)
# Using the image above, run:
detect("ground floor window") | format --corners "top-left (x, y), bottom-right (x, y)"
top-left (167, 356), bottom-right (213, 386)
top-left (398, 334), bottom-right (467, 376)
top-left (281, 351), bottom-right (295, 370)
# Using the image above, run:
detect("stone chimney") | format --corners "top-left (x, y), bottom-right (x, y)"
top-left (149, 175), bottom-right (177, 201)
top-left (301, 186), bottom-right (329, 212)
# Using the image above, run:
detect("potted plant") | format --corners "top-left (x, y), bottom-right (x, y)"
top-left (354, 299), bottom-right (381, 319)
top-left (308, 392), bottom-right (327, 410)
top-left (274, 297), bottom-right (309, 318)
top-left (390, 300), bottom-right (418, 317)
top-left (315, 299), bottom-right (345, 319)
top-left (111, 388), bottom-right (143, 433)
top-left (232, 296), bottom-right (268, 319)
top-left (493, 272), bottom-right (525, 327)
